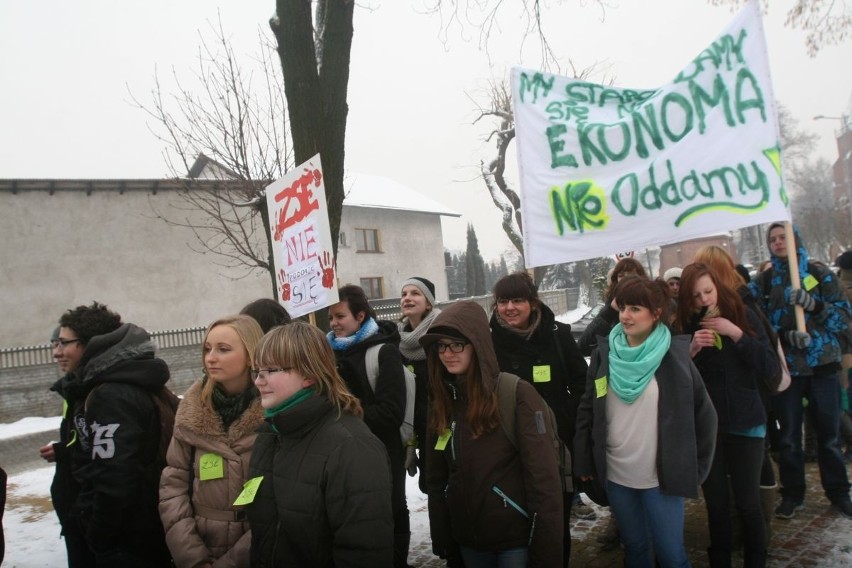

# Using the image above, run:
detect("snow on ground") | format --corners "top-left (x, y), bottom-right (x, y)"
top-left (3, 466), bottom-right (63, 567)
top-left (556, 302), bottom-right (590, 326)
top-left (0, 417), bottom-right (60, 439)
top-left (2, 465), bottom-right (429, 567)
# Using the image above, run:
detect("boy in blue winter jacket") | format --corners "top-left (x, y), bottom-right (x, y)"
top-left (750, 224), bottom-right (852, 520)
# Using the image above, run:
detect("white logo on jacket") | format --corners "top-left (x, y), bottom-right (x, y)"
top-left (90, 422), bottom-right (120, 459)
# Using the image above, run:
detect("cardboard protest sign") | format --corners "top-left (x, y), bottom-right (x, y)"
top-left (512, 0), bottom-right (790, 268)
top-left (265, 154), bottom-right (338, 318)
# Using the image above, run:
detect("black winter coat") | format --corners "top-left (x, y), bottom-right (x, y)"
top-left (490, 305), bottom-right (588, 445)
top-left (332, 321), bottom-right (406, 461)
top-left (577, 303), bottom-right (620, 357)
top-left (424, 302), bottom-right (564, 567)
top-left (48, 374), bottom-right (83, 531)
top-left (685, 309), bottom-right (778, 433)
top-left (58, 324), bottom-right (174, 567)
top-left (247, 395), bottom-right (393, 567)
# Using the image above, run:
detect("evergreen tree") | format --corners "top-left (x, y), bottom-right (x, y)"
top-left (455, 252), bottom-right (468, 296)
top-left (499, 255), bottom-right (509, 278)
top-left (465, 224), bottom-right (487, 296)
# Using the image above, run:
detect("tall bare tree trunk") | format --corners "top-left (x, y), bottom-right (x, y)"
top-left (271, 0), bottom-right (354, 328)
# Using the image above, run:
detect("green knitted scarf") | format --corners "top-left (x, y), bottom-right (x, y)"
top-left (607, 323), bottom-right (671, 404)
top-left (264, 386), bottom-right (316, 422)
top-left (211, 384), bottom-right (258, 430)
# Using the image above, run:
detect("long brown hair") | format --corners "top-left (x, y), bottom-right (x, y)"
top-left (674, 263), bottom-right (754, 336)
top-left (693, 245), bottom-right (745, 292)
top-left (426, 339), bottom-right (499, 439)
top-left (254, 322), bottom-right (363, 418)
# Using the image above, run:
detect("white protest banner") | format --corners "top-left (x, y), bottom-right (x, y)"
top-left (265, 153), bottom-right (338, 318)
top-left (512, 0), bottom-right (790, 268)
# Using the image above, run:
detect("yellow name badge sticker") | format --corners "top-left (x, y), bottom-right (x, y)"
top-left (595, 377), bottom-right (608, 398)
top-left (435, 429), bottom-right (452, 451)
top-left (802, 275), bottom-right (819, 291)
top-left (199, 452), bottom-right (224, 481)
top-left (233, 476), bottom-right (264, 506)
top-left (532, 365), bottom-right (551, 383)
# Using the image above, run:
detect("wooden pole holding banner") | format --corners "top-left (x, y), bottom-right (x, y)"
top-left (783, 222), bottom-right (807, 332)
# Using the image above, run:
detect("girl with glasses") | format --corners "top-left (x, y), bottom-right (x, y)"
top-left (159, 315), bottom-right (264, 568)
top-left (246, 322), bottom-right (393, 565)
top-left (489, 272), bottom-right (589, 565)
top-left (327, 284), bottom-right (411, 567)
top-left (574, 277), bottom-right (717, 568)
top-left (420, 300), bottom-right (564, 568)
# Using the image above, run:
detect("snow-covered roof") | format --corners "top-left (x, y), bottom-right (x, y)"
top-left (343, 173), bottom-right (460, 217)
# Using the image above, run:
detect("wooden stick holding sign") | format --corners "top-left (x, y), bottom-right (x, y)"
top-left (783, 222), bottom-right (806, 333)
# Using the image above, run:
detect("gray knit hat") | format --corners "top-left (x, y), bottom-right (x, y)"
top-left (401, 276), bottom-right (436, 307)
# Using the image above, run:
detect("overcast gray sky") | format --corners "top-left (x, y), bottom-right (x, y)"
top-left (2, 0), bottom-right (849, 261)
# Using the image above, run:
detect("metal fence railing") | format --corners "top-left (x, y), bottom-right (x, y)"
top-left (0, 325), bottom-right (208, 370)
top-left (1, 290), bottom-right (578, 369)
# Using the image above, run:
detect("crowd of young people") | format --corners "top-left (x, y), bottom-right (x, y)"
top-left (36, 224), bottom-right (850, 568)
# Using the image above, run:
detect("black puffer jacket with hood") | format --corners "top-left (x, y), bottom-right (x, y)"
top-left (421, 301), bottom-right (563, 567)
top-left (57, 323), bottom-right (174, 567)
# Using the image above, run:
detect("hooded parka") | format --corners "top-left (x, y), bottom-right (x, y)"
top-left (422, 301), bottom-right (563, 567)
top-left (59, 323), bottom-right (174, 567)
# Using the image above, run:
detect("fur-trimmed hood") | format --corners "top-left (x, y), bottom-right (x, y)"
top-left (174, 379), bottom-right (263, 445)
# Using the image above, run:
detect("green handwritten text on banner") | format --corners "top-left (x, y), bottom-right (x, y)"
top-left (511, 0), bottom-right (789, 268)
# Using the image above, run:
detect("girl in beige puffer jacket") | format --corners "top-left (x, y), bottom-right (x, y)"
top-left (159, 315), bottom-right (264, 568)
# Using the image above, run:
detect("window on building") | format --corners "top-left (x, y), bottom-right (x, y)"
top-left (339, 231), bottom-right (348, 248)
top-left (355, 228), bottom-right (380, 253)
top-left (360, 277), bottom-right (383, 299)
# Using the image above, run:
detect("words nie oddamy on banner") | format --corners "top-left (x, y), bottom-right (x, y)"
top-left (512, 0), bottom-right (790, 268)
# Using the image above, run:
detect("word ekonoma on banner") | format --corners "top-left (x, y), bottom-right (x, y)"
top-left (512, 0), bottom-right (789, 267)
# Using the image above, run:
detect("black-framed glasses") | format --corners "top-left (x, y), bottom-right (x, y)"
top-left (250, 368), bottom-right (290, 381)
top-left (50, 338), bottom-right (81, 350)
top-left (496, 297), bottom-right (529, 307)
top-left (434, 341), bottom-right (468, 354)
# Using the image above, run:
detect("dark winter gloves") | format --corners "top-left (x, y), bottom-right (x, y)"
top-left (785, 330), bottom-right (812, 349)
top-left (789, 288), bottom-right (822, 313)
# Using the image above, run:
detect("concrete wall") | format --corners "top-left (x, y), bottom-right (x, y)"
top-left (0, 185), bottom-right (451, 346)
top-left (0, 187), bottom-right (270, 347)
top-left (0, 344), bottom-right (203, 423)
top-left (336, 207), bottom-right (449, 300)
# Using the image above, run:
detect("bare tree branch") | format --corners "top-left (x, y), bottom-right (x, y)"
top-left (708, 0), bottom-right (851, 56)
top-left (129, 14), bottom-right (292, 290)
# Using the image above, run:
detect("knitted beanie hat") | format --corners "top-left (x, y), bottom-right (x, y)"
top-left (401, 276), bottom-right (436, 306)
top-left (663, 267), bottom-right (683, 282)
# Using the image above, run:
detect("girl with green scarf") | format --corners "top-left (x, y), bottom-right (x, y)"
top-left (574, 277), bottom-right (717, 568)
